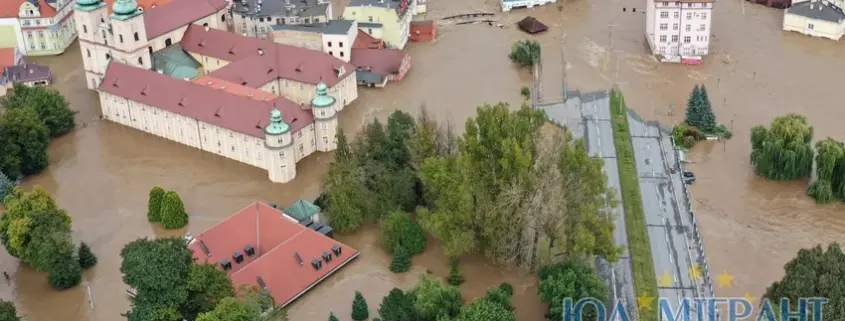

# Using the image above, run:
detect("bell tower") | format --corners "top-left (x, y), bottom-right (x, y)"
top-left (264, 108), bottom-right (297, 183)
top-left (311, 81), bottom-right (338, 152)
top-left (73, 0), bottom-right (109, 89)
top-left (109, 0), bottom-right (152, 70)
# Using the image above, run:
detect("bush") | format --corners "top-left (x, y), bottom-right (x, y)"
top-left (508, 40), bottom-right (541, 67)
top-left (160, 191), bottom-right (189, 229)
top-left (0, 300), bottom-right (21, 321)
top-left (498, 283), bottom-right (513, 296)
top-left (520, 87), bottom-right (531, 99)
top-left (78, 242), bottom-right (98, 269)
top-left (448, 258), bottom-right (464, 286)
top-left (48, 255), bottom-right (83, 290)
top-left (351, 291), bottom-right (369, 321)
top-left (380, 211), bottom-right (426, 255)
top-left (0, 173), bottom-right (14, 203)
top-left (712, 124), bottom-right (733, 139)
top-left (390, 245), bottom-right (411, 273)
top-left (328, 312), bottom-right (339, 321)
top-left (808, 180), bottom-right (833, 204)
top-left (147, 186), bottom-right (165, 222)
top-left (672, 123), bottom-right (704, 148)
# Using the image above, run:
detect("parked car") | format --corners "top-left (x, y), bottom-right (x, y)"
top-left (682, 170), bottom-right (696, 184)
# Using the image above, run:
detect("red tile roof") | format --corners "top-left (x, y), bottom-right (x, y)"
top-left (0, 48), bottom-right (17, 70)
top-left (102, 0), bottom-right (173, 13)
top-left (142, 0), bottom-right (227, 39)
top-left (181, 24), bottom-right (356, 87)
top-left (351, 48), bottom-right (407, 75)
top-left (98, 62), bottom-right (313, 137)
top-left (192, 75), bottom-right (279, 101)
top-left (189, 202), bottom-right (360, 307)
top-left (34, 0), bottom-right (56, 18)
top-left (352, 29), bottom-right (385, 49)
top-left (0, 0), bottom-right (22, 18)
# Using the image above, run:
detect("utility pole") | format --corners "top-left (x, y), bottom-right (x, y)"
top-left (562, 33), bottom-right (568, 102)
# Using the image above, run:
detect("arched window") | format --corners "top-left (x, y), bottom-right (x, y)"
top-left (221, 14), bottom-right (226, 22)
top-left (165, 38), bottom-right (172, 46)
top-left (86, 49), bottom-right (91, 57)
top-left (203, 22), bottom-right (208, 27)
top-left (119, 34), bottom-right (124, 43)
top-left (105, 53), bottom-right (111, 60)
top-left (82, 25), bottom-right (87, 33)
top-left (134, 32), bottom-right (139, 41)
top-left (148, 46), bottom-right (153, 54)
top-left (138, 57), bottom-right (143, 65)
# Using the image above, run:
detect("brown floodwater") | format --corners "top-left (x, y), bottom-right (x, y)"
top-left (4, 0), bottom-right (845, 319)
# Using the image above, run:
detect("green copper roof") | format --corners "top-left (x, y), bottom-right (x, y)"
top-left (311, 81), bottom-right (335, 108)
top-left (111, 0), bottom-right (141, 20)
top-left (265, 109), bottom-right (290, 135)
top-left (73, 0), bottom-right (105, 11)
top-left (282, 199), bottom-right (322, 221)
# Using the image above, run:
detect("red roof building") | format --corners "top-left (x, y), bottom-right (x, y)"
top-left (188, 202), bottom-right (359, 307)
top-left (351, 48), bottom-right (411, 85)
top-left (352, 29), bottom-right (385, 49)
top-left (409, 21), bottom-right (436, 42)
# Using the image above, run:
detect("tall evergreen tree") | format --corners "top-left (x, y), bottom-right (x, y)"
top-left (389, 245), bottom-right (411, 273)
top-left (685, 85), bottom-right (716, 132)
top-left (78, 242), bottom-right (98, 269)
top-left (351, 290), bottom-right (369, 321)
top-left (328, 312), bottom-right (340, 321)
top-left (160, 191), bottom-right (189, 229)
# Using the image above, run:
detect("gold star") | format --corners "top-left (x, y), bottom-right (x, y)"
top-left (689, 264), bottom-right (702, 280)
top-left (658, 270), bottom-right (673, 287)
top-left (744, 292), bottom-right (756, 304)
top-left (717, 270), bottom-right (734, 288)
top-left (637, 293), bottom-right (654, 311)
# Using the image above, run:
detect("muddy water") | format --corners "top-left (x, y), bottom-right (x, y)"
top-left (5, 0), bottom-right (845, 319)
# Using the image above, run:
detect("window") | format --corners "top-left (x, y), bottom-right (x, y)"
top-left (299, 144), bottom-right (304, 153)
top-left (699, 24), bottom-right (705, 31)
top-left (685, 24), bottom-right (691, 31)
top-left (119, 34), bottom-right (123, 43)
top-left (277, 138), bottom-right (283, 144)
top-left (217, 141), bottom-right (222, 147)
top-left (320, 110), bottom-right (326, 116)
top-left (368, 28), bottom-right (372, 34)
top-left (368, 16), bottom-right (373, 22)
top-left (808, 24), bottom-right (815, 30)
top-left (165, 38), bottom-right (172, 46)
top-left (105, 53), bottom-right (111, 60)
top-left (659, 23), bottom-right (667, 30)
top-left (279, 151), bottom-right (285, 158)
top-left (339, 42), bottom-right (343, 48)
top-left (701, 12), bottom-right (707, 19)
top-left (134, 32), bottom-right (139, 41)
top-left (86, 49), bottom-right (91, 57)
top-left (321, 123), bottom-right (327, 130)
top-left (245, 148), bottom-right (249, 156)
top-left (340, 52), bottom-right (345, 58)
top-left (671, 35), bottom-right (679, 42)
top-left (660, 11), bottom-right (668, 18)
top-left (322, 136), bottom-right (328, 145)
top-left (148, 46), bottom-right (153, 54)
top-left (329, 51), bottom-right (333, 56)
top-left (674, 12), bottom-right (679, 18)
top-left (673, 23), bottom-right (678, 30)
top-left (82, 25), bottom-right (87, 33)
top-left (328, 41), bottom-right (332, 47)
top-left (281, 165), bottom-right (287, 173)
top-left (684, 36), bottom-right (691, 43)
top-left (203, 23), bottom-right (209, 27)
top-left (687, 2), bottom-right (692, 7)
top-left (222, 14), bottom-right (226, 22)
top-left (138, 57), bottom-right (143, 65)
top-left (686, 12), bottom-right (692, 19)
top-left (311, 139), bottom-right (315, 147)
top-left (297, 131), bottom-right (302, 137)
top-left (231, 146), bottom-right (235, 152)
top-left (659, 35), bottom-right (667, 42)
top-left (662, 2), bottom-right (668, 5)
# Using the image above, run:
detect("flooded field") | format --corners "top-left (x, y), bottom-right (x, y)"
top-left (3, 0), bottom-right (845, 319)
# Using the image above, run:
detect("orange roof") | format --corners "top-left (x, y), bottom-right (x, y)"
top-left (0, 0), bottom-right (22, 18)
top-left (192, 76), bottom-right (280, 102)
top-left (0, 48), bottom-right (16, 70)
top-left (353, 29), bottom-right (385, 49)
top-left (34, 0), bottom-right (56, 18)
top-left (102, 0), bottom-right (173, 13)
top-left (188, 202), bottom-right (359, 307)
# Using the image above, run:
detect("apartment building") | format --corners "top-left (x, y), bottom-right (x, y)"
top-left (645, 0), bottom-right (713, 64)
top-left (231, 0), bottom-right (332, 39)
top-left (343, 0), bottom-right (415, 49)
top-left (0, 0), bottom-right (78, 56)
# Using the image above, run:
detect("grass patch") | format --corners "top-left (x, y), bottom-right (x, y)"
top-left (609, 90), bottom-right (659, 320)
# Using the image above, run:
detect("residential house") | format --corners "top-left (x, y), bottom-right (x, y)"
top-left (500, 0), bottom-right (556, 12)
top-left (783, 0), bottom-right (845, 40)
top-left (343, 0), bottom-right (415, 49)
top-left (645, 0), bottom-right (714, 64)
top-left (3, 62), bottom-right (53, 86)
top-left (232, 0), bottom-right (332, 39)
top-left (0, 0), bottom-right (78, 56)
top-left (187, 202), bottom-right (359, 308)
top-left (351, 48), bottom-right (409, 87)
top-left (268, 19), bottom-right (357, 62)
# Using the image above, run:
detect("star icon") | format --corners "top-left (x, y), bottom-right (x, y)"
top-left (658, 270), bottom-right (673, 287)
top-left (717, 270), bottom-right (734, 288)
top-left (637, 292), bottom-right (654, 311)
top-left (689, 264), bottom-right (702, 280)
top-left (743, 292), bottom-right (756, 304)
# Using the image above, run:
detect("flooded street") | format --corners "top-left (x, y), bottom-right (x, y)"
top-left (3, 0), bottom-right (845, 319)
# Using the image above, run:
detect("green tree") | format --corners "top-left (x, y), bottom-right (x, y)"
top-left (538, 260), bottom-right (608, 321)
top-left (390, 245), bottom-right (411, 273)
top-left (195, 297), bottom-right (261, 321)
top-left (323, 129), bottom-right (368, 232)
top-left (126, 294), bottom-right (183, 321)
top-left (750, 114), bottom-right (814, 180)
top-left (78, 241), bottom-right (98, 269)
top-left (381, 210), bottom-right (426, 255)
top-left (414, 275), bottom-right (463, 321)
top-left (763, 243), bottom-right (845, 321)
top-left (47, 251), bottom-right (83, 290)
top-left (120, 237), bottom-right (193, 307)
top-left (0, 172), bottom-right (14, 203)
top-left (454, 299), bottom-right (515, 321)
top-left (498, 283), bottom-right (513, 296)
top-left (0, 186), bottom-right (73, 270)
top-left (0, 300), bottom-right (21, 321)
top-left (328, 312), bottom-right (339, 321)
top-left (520, 87), bottom-right (531, 99)
top-left (183, 263), bottom-right (236, 319)
top-left (684, 85), bottom-right (717, 132)
top-left (377, 288), bottom-right (418, 321)
top-left (352, 290), bottom-right (369, 321)
top-left (147, 186), bottom-right (166, 222)
top-left (1, 83), bottom-right (76, 137)
top-left (447, 258), bottom-right (463, 286)
top-left (0, 107), bottom-right (50, 178)
top-left (160, 191), bottom-right (189, 229)
top-left (808, 138), bottom-right (845, 203)
top-left (481, 285), bottom-right (513, 312)
top-left (508, 40), bottom-right (541, 67)
top-left (408, 106), bottom-right (439, 172)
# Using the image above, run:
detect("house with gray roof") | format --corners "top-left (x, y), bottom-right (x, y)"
top-left (1, 61), bottom-right (52, 96)
top-left (783, 0), bottom-right (845, 40)
top-left (232, 0), bottom-right (333, 39)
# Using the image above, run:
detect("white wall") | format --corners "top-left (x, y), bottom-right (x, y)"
top-left (0, 18), bottom-right (27, 53)
top-left (783, 12), bottom-right (844, 40)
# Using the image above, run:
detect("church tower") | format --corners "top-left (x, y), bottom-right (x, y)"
top-left (73, 0), bottom-right (109, 89)
top-left (109, 0), bottom-right (152, 70)
top-left (264, 109), bottom-right (297, 183)
top-left (311, 81), bottom-right (339, 152)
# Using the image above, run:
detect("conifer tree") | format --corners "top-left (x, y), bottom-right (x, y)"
top-left (389, 245), bottom-right (411, 273)
top-left (351, 290), bottom-right (369, 321)
top-left (160, 191), bottom-right (189, 229)
top-left (685, 85), bottom-right (716, 132)
top-left (78, 242), bottom-right (98, 269)
top-left (328, 312), bottom-right (339, 321)
top-left (147, 186), bottom-right (165, 222)
top-left (448, 258), bottom-right (464, 286)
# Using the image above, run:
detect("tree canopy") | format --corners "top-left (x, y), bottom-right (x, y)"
top-left (0, 173), bottom-right (14, 203)
top-left (78, 241), bottom-right (98, 269)
top-left (147, 186), bottom-right (165, 223)
top-left (48, 250), bottom-right (83, 290)
top-left (414, 275), bottom-right (463, 321)
top-left (381, 210), bottom-right (426, 255)
top-left (160, 191), bottom-right (189, 229)
top-left (808, 138), bottom-right (845, 203)
top-left (0, 107), bottom-right (50, 179)
top-left (453, 299), bottom-right (516, 321)
top-left (352, 290), bottom-right (370, 321)
top-left (0, 300), bottom-right (21, 321)
top-left (508, 40), bottom-right (542, 67)
top-left (0, 186), bottom-right (73, 270)
top-left (194, 297), bottom-right (261, 321)
top-left (538, 259), bottom-right (608, 321)
top-left (0, 83), bottom-right (76, 137)
top-left (750, 114), bottom-right (814, 180)
top-left (763, 243), bottom-right (845, 321)
top-left (684, 85), bottom-right (716, 132)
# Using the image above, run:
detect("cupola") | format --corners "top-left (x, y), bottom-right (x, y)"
top-left (111, 0), bottom-right (141, 20)
top-left (264, 109), bottom-right (290, 135)
top-left (74, 0), bottom-right (105, 11)
top-left (310, 81), bottom-right (335, 108)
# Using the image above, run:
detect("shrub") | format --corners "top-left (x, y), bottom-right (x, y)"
top-left (508, 40), bottom-right (541, 67)
top-left (380, 211), bottom-right (426, 255)
top-left (520, 87), bottom-right (531, 99)
top-left (78, 242), bottom-right (98, 269)
top-left (0, 300), bottom-right (21, 321)
top-left (389, 245), bottom-right (411, 273)
top-left (448, 258), bottom-right (464, 286)
top-left (328, 312), bottom-right (339, 321)
top-left (160, 191), bottom-right (189, 229)
top-left (48, 256), bottom-right (83, 290)
top-left (147, 186), bottom-right (165, 222)
top-left (351, 290), bottom-right (369, 321)
top-left (498, 283), bottom-right (514, 296)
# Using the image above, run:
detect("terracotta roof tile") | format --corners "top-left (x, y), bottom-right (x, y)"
top-left (181, 25), bottom-right (356, 87)
top-left (142, 0), bottom-right (228, 39)
top-left (350, 48), bottom-right (408, 75)
top-left (34, 0), bottom-right (56, 17)
top-left (192, 75), bottom-right (280, 101)
top-left (0, 48), bottom-right (16, 69)
top-left (0, 0), bottom-right (23, 18)
top-left (189, 202), bottom-right (360, 307)
top-left (352, 29), bottom-right (385, 49)
top-left (98, 62), bottom-right (313, 137)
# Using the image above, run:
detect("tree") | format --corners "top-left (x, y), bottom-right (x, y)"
top-left (120, 237), bottom-right (193, 307)
top-left (408, 105), bottom-right (439, 172)
top-left (454, 299), bottom-right (515, 321)
top-left (0, 186), bottom-right (73, 270)
top-left (763, 243), bottom-right (845, 321)
top-left (390, 245), bottom-right (411, 273)
top-left (1, 83), bottom-right (76, 137)
top-left (508, 40), bottom-right (541, 67)
top-left (447, 258), bottom-right (463, 286)
top-left (195, 297), bottom-right (261, 321)
top-left (160, 191), bottom-right (189, 229)
top-left (352, 290), bottom-right (370, 321)
top-left (0, 107), bottom-right (50, 178)
top-left (0, 172), bottom-right (14, 203)
top-left (750, 114), bottom-right (814, 180)
top-left (808, 138), bottom-right (845, 203)
top-left (183, 263), bottom-right (236, 319)
top-left (126, 294), bottom-right (183, 321)
top-left (78, 242), bottom-right (98, 269)
top-left (481, 285), bottom-right (513, 312)
top-left (147, 186), bottom-right (166, 222)
top-left (538, 260), bottom-right (608, 321)
top-left (47, 251), bottom-right (83, 290)
top-left (381, 210), bottom-right (426, 255)
top-left (377, 288), bottom-right (418, 321)
top-left (684, 85), bottom-right (716, 132)
top-left (328, 312), bottom-right (340, 321)
top-left (323, 129), bottom-right (368, 232)
top-left (0, 300), bottom-right (21, 321)
top-left (414, 275), bottom-right (463, 321)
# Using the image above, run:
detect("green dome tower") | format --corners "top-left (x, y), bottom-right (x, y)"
top-left (111, 0), bottom-right (142, 20)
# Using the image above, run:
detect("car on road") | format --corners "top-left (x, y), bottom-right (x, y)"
top-left (683, 170), bottom-right (696, 184)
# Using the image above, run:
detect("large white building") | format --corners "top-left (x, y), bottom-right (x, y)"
top-left (500, 0), bottom-right (556, 12)
top-left (783, 0), bottom-right (845, 41)
top-left (645, 0), bottom-right (713, 64)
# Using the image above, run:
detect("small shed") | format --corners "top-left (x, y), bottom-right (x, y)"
top-left (517, 16), bottom-right (548, 34)
top-left (283, 199), bottom-right (322, 223)
top-left (410, 20), bottom-right (437, 42)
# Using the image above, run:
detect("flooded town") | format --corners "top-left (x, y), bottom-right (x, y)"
top-left (1, 0), bottom-right (845, 319)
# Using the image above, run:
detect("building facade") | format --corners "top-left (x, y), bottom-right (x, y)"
top-left (783, 0), bottom-right (845, 40)
top-left (343, 0), bottom-right (415, 49)
top-left (231, 0), bottom-right (332, 39)
top-left (269, 19), bottom-right (357, 62)
top-left (500, 0), bottom-right (556, 12)
top-left (0, 0), bottom-right (78, 55)
top-left (645, 0), bottom-right (713, 64)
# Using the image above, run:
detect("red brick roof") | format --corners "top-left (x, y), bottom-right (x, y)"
top-left (352, 29), bottom-right (384, 49)
top-left (181, 24), bottom-right (356, 87)
top-left (142, 0), bottom-right (227, 39)
top-left (0, 0), bottom-right (21, 18)
top-left (351, 48), bottom-right (407, 75)
top-left (0, 48), bottom-right (17, 70)
top-left (189, 202), bottom-right (359, 307)
top-left (192, 75), bottom-right (279, 102)
top-left (98, 62), bottom-right (313, 137)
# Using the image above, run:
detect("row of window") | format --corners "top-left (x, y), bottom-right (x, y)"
top-left (660, 1), bottom-right (709, 7)
top-left (658, 35), bottom-right (707, 43)
top-left (658, 23), bottom-right (706, 32)
top-left (26, 30), bottom-right (61, 39)
top-left (659, 11), bottom-right (708, 20)
top-left (21, 18), bottom-right (53, 26)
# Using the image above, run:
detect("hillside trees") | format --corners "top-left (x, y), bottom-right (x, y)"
top-left (763, 243), bottom-right (845, 321)
top-left (750, 114), bottom-right (814, 180)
